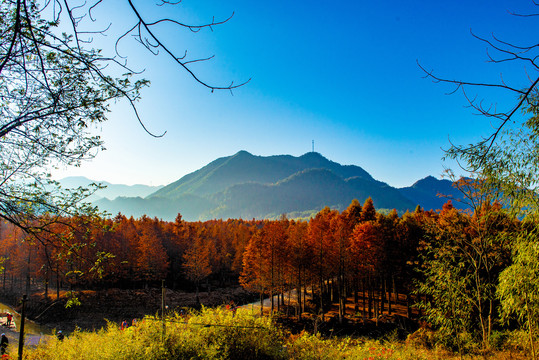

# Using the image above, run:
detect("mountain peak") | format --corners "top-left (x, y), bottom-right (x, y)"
top-left (300, 151), bottom-right (325, 159)
top-left (150, 151), bottom-right (373, 199)
top-left (233, 150), bottom-right (253, 158)
top-left (412, 175), bottom-right (440, 187)
top-left (399, 175), bottom-right (470, 212)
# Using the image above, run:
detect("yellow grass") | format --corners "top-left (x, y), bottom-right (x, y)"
top-left (15, 307), bottom-right (529, 360)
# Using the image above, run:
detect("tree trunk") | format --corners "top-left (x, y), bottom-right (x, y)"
top-left (195, 280), bottom-right (200, 305)
top-left (56, 264), bottom-right (60, 300)
top-left (406, 292), bottom-right (411, 318)
top-left (392, 276), bottom-right (397, 305)
top-left (525, 293), bottom-right (537, 360)
top-left (337, 275), bottom-right (344, 324)
top-left (319, 278), bottom-right (324, 321)
top-left (375, 299), bottom-right (379, 326)
top-left (362, 278), bottom-right (366, 319)
top-left (303, 283), bottom-right (308, 314)
top-left (297, 268), bottom-right (302, 320)
top-left (488, 299), bottom-right (493, 349)
top-left (270, 287), bottom-right (274, 315)
top-left (287, 288), bottom-right (291, 309)
top-left (368, 279), bottom-right (373, 319)
top-left (354, 277), bottom-right (359, 312)
top-left (387, 277), bottom-right (392, 315)
top-left (25, 250), bottom-right (31, 296)
top-left (380, 277), bottom-right (385, 314)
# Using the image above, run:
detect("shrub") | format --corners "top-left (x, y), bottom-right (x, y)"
top-left (25, 307), bottom-right (285, 360)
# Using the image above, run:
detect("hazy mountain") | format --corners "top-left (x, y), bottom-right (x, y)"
top-left (204, 168), bottom-right (415, 220)
top-left (95, 193), bottom-right (214, 220)
top-left (150, 151), bottom-right (373, 199)
top-left (93, 151), bottom-right (466, 221)
top-left (57, 176), bottom-right (164, 201)
top-left (398, 175), bottom-right (471, 211)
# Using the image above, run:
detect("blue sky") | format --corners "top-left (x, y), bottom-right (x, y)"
top-left (51, 0), bottom-right (539, 188)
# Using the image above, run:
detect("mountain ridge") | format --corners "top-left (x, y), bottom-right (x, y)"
top-left (57, 176), bottom-right (164, 201)
top-left (398, 175), bottom-right (469, 211)
top-left (150, 151), bottom-right (373, 200)
top-left (67, 151), bottom-right (466, 221)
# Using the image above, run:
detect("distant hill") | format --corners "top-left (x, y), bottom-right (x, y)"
top-left (398, 175), bottom-right (471, 212)
top-left (205, 168), bottom-right (414, 220)
top-left (150, 151), bottom-right (373, 199)
top-left (92, 151), bottom-right (467, 221)
top-left (95, 193), bottom-right (214, 220)
top-left (57, 176), bottom-right (164, 201)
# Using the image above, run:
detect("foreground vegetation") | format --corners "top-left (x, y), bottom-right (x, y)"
top-left (13, 307), bottom-right (529, 360)
top-left (1, 194), bottom-right (535, 357)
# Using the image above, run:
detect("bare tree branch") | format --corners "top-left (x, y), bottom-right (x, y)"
top-left (0, 0), bottom-right (248, 245)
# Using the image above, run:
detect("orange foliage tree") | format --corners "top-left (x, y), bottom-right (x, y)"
top-left (183, 224), bottom-right (212, 304)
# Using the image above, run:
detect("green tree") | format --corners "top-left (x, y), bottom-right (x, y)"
top-left (417, 196), bottom-right (513, 351)
top-left (416, 202), bottom-right (475, 352)
top-left (475, 103), bottom-right (539, 358)
top-left (498, 222), bottom-right (539, 358)
top-left (422, 3), bottom-right (539, 355)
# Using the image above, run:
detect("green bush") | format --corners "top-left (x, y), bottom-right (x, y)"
top-left (490, 330), bottom-right (510, 351)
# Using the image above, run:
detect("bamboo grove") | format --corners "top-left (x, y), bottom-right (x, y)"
top-left (0, 196), bottom-right (524, 349)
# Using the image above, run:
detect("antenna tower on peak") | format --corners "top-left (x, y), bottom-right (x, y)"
top-left (312, 140), bottom-right (314, 153)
